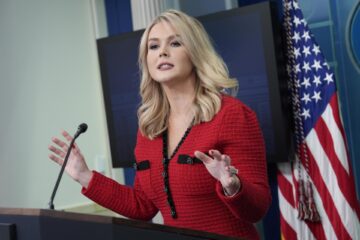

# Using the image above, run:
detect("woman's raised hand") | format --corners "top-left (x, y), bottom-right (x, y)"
top-left (194, 149), bottom-right (240, 196)
top-left (48, 130), bottom-right (92, 188)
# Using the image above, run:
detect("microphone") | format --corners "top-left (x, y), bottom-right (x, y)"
top-left (48, 123), bottom-right (88, 210)
top-left (74, 123), bottom-right (88, 138)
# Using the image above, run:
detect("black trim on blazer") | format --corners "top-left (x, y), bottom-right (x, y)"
top-left (177, 155), bottom-right (202, 164)
top-left (133, 160), bottom-right (150, 171)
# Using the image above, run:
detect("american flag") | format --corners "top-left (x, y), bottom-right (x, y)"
top-left (277, 0), bottom-right (360, 239)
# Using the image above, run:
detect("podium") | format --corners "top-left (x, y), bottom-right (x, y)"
top-left (0, 208), bottom-right (239, 240)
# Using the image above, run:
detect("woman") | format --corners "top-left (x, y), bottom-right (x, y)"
top-left (49, 9), bottom-right (271, 239)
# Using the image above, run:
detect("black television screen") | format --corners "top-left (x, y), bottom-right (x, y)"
top-left (97, 2), bottom-right (293, 168)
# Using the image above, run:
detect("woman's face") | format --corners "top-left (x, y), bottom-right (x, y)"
top-left (146, 21), bottom-right (194, 87)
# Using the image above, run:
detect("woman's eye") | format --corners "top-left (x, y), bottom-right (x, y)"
top-left (149, 44), bottom-right (159, 50)
top-left (171, 41), bottom-right (181, 47)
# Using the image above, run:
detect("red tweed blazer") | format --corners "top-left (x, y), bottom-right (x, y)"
top-left (82, 95), bottom-right (271, 239)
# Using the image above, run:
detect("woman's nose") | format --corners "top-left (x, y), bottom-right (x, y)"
top-left (159, 47), bottom-right (168, 57)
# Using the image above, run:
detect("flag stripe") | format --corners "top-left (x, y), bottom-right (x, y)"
top-left (316, 107), bottom-right (359, 211)
top-left (278, 162), bottom-right (295, 185)
top-left (321, 97), bottom-right (349, 173)
top-left (329, 94), bottom-right (349, 149)
top-left (280, 213), bottom-right (297, 240)
top-left (278, 187), bottom-right (316, 239)
top-left (306, 218), bottom-right (328, 240)
top-left (328, 95), bottom-right (359, 219)
top-left (277, 168), bottom-right (296, 207)
top-left (292, 161), bottom-right (337, 240)
top-left (328, 96), bottom-right (360, 218)
top-left (305, 135), bottom-right (355, 239)
top-left (279, 161), bottom-right (330, 239)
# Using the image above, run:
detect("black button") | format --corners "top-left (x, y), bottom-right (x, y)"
top-left (164, 186), bottom-right (168, 193)
top-left (186, 157), bottom-right (193, 164)
top-left (162, 171), bottom-right (167, 178)
top-left (170, 210), bottom-right (177, 217)
top-left (162, 158), bottom-right (168, 164)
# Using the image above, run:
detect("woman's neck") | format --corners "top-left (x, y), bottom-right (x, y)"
top-left (168, 93), bottom-right (194, 117)
top-left (162, 76), bottom-right (196, 118)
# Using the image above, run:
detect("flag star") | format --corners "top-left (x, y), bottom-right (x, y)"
top-left (293, 16), bottom-right (302, 27)
top-left (301, 19), bottom-right (308, 26)
top-left (301, 77), bottom-right (311, 89)
top-left (323, 62), bottom-right (330, 69)
top-left (312, 45), bottom-right (321, 55)
top-left (293, 32), bottom-right (301, 43)
top-left (294, 47), bottom-right (301, 58)
top-left (324, 72), bottom-right (334, 84)
top-left (302, 61), bottom-right (311, 73)
top-left (302, 31), bottom-right (311, 42)
top-left (302, 46), bottom-right (311, 57)
top-left (301, 93), bottom-right (311, 104)
top-left (312, 91), bottom-right (322, 102)
top-left (295, 64), bottom-right (301, 73)
top-left (311, 60), bottom-right (322, 71)
top-left (293, 1), bottom-right (300, 9)
top-left (313, 75), bottom-right (321, 86)
top-left (301, 108), bottom-right (311, 120)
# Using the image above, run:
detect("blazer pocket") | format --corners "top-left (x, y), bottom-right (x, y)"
top-left (177, 155), bottom-right (202, 164)
top-left (133, 160), bottom-right (150, 171)
top-left (172, 155), bottom-right (215, 196)
top-left (134, 160), bottom-right (154, 196)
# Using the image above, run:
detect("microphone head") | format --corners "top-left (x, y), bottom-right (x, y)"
top-left (78, 123), bottom-right (88, 134)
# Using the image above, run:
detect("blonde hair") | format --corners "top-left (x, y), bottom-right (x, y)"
top-left (138, 9), bottom-right (238, 139)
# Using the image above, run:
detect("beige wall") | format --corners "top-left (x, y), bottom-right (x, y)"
top-left (0, 0), bottom-right (122, 210)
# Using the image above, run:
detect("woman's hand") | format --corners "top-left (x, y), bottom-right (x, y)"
top-left (48, 130), bottom-right (92, 188)
top-left (194, 149), bottom-right (240, 196)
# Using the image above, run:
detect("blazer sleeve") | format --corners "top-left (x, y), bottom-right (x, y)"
top-left (215, 102), bottom-right (271, 223)
top-left (82, 171), bottom-right (158, 221)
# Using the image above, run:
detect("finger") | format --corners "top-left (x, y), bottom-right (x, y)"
top-left (209, 149), bottom-right (222, 161)
top-left (223, 166), bottom-right (233, 179)
top-left (71, 146), bottom-right (80, 155)
top-left (228, 166), bottom-right (239, 175)
top-left (194, 151), bottom-right (213, 164)
top-left (62, 130), bottom-right (79, 151)
top-left (62, 130), bottom-right (73, 142)
top-left (52, 137), bottom-right (68, 149)
top-left (48, 145), bottom-right (66, 158)
top-left (221, 154), bottom-right (231, 165)
top-left (49, 154), bottom-right (64, 166)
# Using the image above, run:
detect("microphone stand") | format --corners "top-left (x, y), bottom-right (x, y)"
top-left (48, 130), bottom-right (82, 210)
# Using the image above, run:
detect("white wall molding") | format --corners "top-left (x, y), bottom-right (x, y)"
top-left (130, 0), bottom-right (168, 30)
